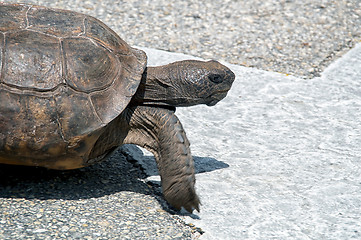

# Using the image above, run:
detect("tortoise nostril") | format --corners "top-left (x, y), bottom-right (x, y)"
top-left (209, 74), bottom-right (223, 84)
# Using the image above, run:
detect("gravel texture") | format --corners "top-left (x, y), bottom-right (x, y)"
top-left (0, 0), bottom-right (360, 239)
top-left (2, 0), bottom-right (360, 78)
top-left (0, 148), bottom-right (192, 239)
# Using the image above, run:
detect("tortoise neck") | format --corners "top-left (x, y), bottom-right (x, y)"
top-left (131, 66), bottom-right (176, 107)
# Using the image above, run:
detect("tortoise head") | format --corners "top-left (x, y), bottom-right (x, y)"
top-left (134, 60), bottom-right (235, 107)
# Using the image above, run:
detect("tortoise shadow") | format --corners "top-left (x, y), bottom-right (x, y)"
top-left (121, 144), bottom-right (230, 177)
top-left (0, 148), bottom-right (151, 201)
top-left (120, 145), bottom-right (229, 218)
top-left (0, 145), bottom-right (229, 214)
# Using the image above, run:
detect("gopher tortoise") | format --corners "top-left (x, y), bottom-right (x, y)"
top-left (0, 3), bottom-right (235, 213)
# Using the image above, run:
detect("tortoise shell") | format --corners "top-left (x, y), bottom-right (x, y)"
top-left (0, 3), bottom-right (147, 169)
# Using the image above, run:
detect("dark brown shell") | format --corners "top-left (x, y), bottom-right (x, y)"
top-left (0, 3), bottom-right (147, 169)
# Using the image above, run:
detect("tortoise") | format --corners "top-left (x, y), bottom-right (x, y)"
top-left (0, 3), bottom-right (235, 213)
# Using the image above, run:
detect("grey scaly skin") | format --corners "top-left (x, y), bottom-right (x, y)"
top-left (123, 60), bottom-right (235, 212)
top-left (122, 106), bottom-right (198, 212)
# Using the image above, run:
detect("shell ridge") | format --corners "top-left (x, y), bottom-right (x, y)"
top-left (25, 6), bottom-right (31, 28)
top-left (88, 95), bottom-right (105, 125)
top-left (0, 76), bottom-right (121, 95)
top-left (0, 81), bottom-right (65, 93)
top-left (21, 28), bottom-right (61, 39)
top-left (52, 95), bottom-right (67, 143)
top-left (59, 38), bottom-right (67, 84)
top-left (89, 36), bottom-right (115, 54)
top-left (82, 17), bottom-right (88, 37)
top-left (0, 32), bottom-right (4, 83)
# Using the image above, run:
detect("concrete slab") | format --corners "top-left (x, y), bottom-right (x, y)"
top-left (131, 44), bottom-right (361, 239)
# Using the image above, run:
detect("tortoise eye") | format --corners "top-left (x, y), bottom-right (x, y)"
top-left (208, 74), bottom-right (223, 84)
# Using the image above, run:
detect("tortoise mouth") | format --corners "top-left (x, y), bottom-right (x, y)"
top-left (206, 90), bottom-right (229, 106)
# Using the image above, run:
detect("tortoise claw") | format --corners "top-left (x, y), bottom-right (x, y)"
top-left (163, 178), bottom-right (200, 213)
top-left (184, 198), bottom-right (201, 213)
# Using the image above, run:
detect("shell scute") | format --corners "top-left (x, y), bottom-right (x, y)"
top-left (84, 16), bottom-right (129, 54)
top-left (3, 30), bottom-right (62, 90)
top-left (27, 6), bottom-right (85, 37)
top-left (53, 87), bottom-right (104, 140)
top-left (62, 37), bottom-right (120, 93)
top-left (0, 4), bottom-right (28, 32)
top-left (0, 87), bottom-right (66, 158)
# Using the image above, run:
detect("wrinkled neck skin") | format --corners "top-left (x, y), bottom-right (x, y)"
top-left (131, 65), bottom-right (190, 108)
top-left (130, 60), bottom-right (235, 108)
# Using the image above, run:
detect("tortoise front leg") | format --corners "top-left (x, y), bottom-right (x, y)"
top-left (123, 106), bottom-right (200, 213)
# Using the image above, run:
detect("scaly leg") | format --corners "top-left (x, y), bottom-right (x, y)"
top-left (122, 106), bottom-right (200, 213)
